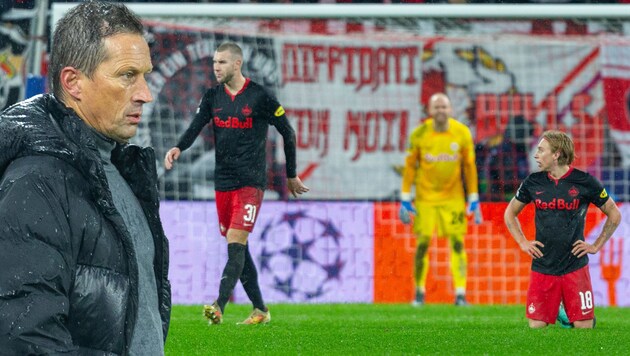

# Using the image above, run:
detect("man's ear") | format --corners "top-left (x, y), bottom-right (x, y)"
top-left (60, 67), bottom-right (82, 99)
top-left (553, 151), bottom-right (561, 162)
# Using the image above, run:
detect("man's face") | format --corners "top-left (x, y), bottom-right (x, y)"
top-left (534, 138), bottom-right (557, 171)
top-left (75, 33), bottom-right (153, 143)
top-left (213, 50), bottom-right (239, 85)
top-left (428, 95), bottom-right (451, 126)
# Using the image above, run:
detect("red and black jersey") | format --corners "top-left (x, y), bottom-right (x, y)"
top-left (515, 167), bottom-right (609, 275)
top-left (176, 79), bottom-right (296, 191)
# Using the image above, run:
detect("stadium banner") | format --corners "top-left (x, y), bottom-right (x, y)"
top-left (0, 19), bottom-right (29, 111)
top-left (142, 23), bottom-right (422, 201)
top-left (587, 203), bottom-right (630, 307)
top-left (38, 5), bottom-right (630, 203)
top-left (164, 201), bottom-right (628, 306)
top-left (424, 39), bottom-right (604, 174)
top-left (275, 38), bottom-right (422, 200)
top-left (162, 201), bottom-right (374, 304)
top-left (141, 21), bottom-right (609, 201)
top-left (374, 202), bottom-right (533, 305)
top-left (601, 43), bottom-right (630, 168)
top-left (375, 202), bottom-right (629, 306)
top-left (419, 39), bottom-right (606, 202)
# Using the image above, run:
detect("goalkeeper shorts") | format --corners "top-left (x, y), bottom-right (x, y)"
top-left (413, 199), bottom-right (466, 241)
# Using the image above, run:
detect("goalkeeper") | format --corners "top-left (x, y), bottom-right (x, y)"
top-left (399, 93), bottom-right (482, 306)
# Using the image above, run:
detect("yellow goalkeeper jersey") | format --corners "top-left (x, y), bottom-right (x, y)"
top-left (401, 118), bottom-right (478, 204)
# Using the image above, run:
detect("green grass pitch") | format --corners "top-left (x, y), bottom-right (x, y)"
top-left (165, 304), bottom-right (630, 355)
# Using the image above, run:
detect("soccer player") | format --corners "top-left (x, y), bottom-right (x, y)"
top-left (399, 93), bottom-right (482, 306)
top-left (164, 42), bottom-right (309, 325)
top-left (504, 130), bottom-right (621, 329)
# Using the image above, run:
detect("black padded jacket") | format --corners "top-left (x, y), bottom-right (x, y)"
top-left (0, 94), bottom-right (171, 355)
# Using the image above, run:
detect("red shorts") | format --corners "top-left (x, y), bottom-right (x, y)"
top-left (526, 265), bottom-right (595, 324)
top-left (215, 187), bottom-right (264, 237)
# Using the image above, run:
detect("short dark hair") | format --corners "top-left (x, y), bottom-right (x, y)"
top-left (216, 42), bottom-right (243, 59)
top-left (49, 1), bottom-right (144, 99)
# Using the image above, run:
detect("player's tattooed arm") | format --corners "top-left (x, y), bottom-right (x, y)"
top-left (572, 199), bottom-right (621, 257)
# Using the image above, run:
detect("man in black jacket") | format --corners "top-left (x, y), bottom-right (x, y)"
top-left (0, 1), bottom-right (171, 354)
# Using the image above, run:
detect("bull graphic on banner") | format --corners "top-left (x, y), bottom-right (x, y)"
top-left (0, 19), bottom-right (28, 111)
top-left (418, 41), bottom-right (603, 202)
top-left (588, 204), bottom-right (630, 307)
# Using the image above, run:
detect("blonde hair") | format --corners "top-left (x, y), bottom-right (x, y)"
top-left (542, 130), bottom-right (575, 166)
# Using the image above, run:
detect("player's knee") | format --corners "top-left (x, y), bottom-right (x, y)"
top-left (528, 319), bottom-right (548, 329)
top-left (227, 229), bottom-right (250, 244)
top-left (451, 239), bottom-right (464, 253)
top-left (573, 319), bottom-right (594, 329)
top-left (416, 241), bottom-right (429, 256)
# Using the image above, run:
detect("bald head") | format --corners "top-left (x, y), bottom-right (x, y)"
top-left (428, 93), bottom-right (452, 130)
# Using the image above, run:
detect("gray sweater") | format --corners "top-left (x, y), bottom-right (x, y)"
top-left (94, 132), bottom-right (164, 356)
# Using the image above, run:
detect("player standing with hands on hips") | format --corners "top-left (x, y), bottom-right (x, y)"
top-left (164, 42), bottom-right (309, 325)
top-left (399, 93), bottom-right (482, 306)
top-left (504, 130), bottom-right (621, 329)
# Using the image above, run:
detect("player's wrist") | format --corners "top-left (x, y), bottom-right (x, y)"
top-left (401, 192), bottom-right (412, 202)
top-left (468, 193), bottom-right (479, 202)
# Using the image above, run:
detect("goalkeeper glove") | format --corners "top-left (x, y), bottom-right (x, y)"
top-left (399, 193), bottom-right (416, 225)
top-left (467, 193), bottom-right (483, 224)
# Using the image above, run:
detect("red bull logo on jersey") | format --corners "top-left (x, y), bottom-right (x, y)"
top-left (424, 153), bottom-right (459, 162)
top-left (534, 198), bottom-right (580, 210)
top-left (214, 116), bottom-right (253, 129)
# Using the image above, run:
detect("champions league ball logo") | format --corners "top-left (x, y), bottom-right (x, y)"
top-left (258, 210), bottom-right (345, 302)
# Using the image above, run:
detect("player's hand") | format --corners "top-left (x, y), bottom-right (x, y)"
top-left (519, 240), bottom-right (544, 259)
top-left (571, 240), bottom-right (598, 258)
top-left (164, 147), bottom-right (181, 170)
top-left (467, 193), bottom-right (483, 224)
top-left (287, 176), bottom-right (309, 198)
top-left (399, 200), bottom-right (416, 225)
